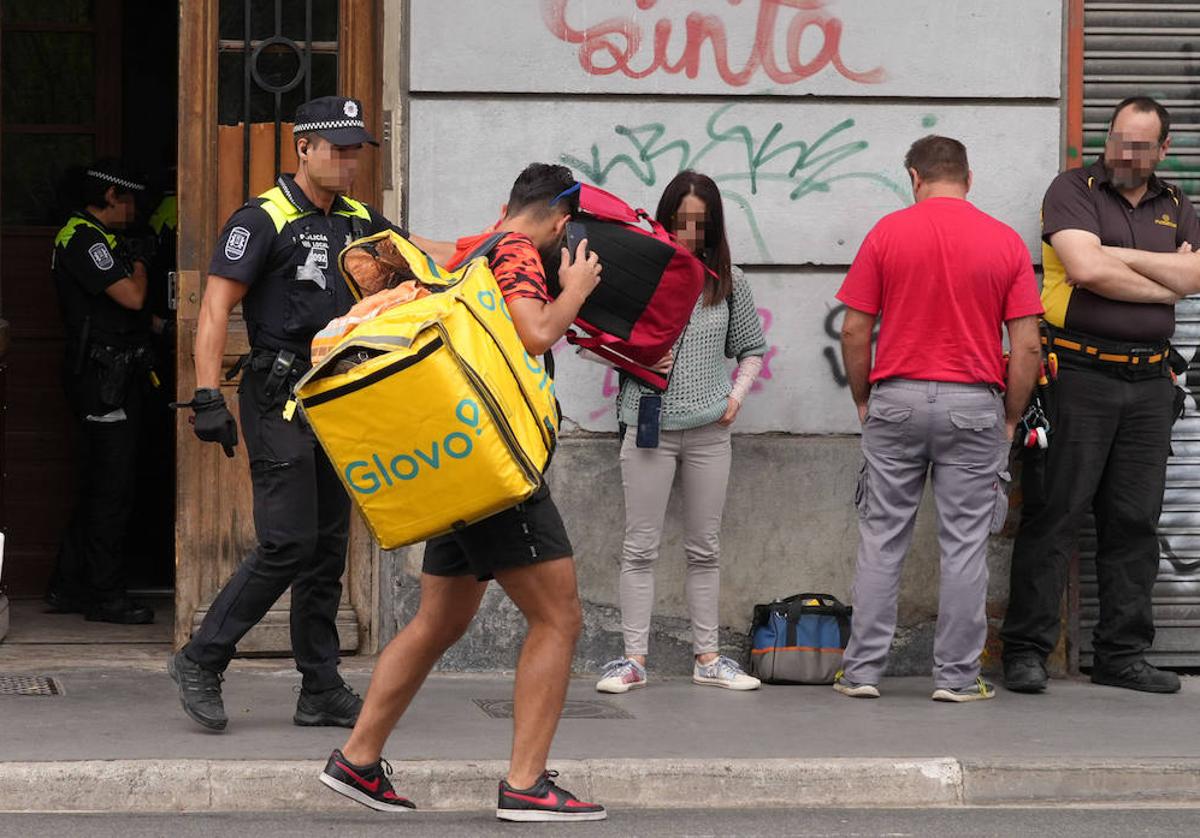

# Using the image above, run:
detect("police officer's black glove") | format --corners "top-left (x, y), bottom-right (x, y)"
top-left (189, 388), bottom-right (238, 458)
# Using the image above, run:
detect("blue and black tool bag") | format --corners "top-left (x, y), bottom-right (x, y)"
top-left (749, 593), bottom-right (852, 685)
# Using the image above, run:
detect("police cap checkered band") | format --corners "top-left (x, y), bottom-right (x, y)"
top-left (292, 118), bottom-right (366, 134)
top-left (87, 169), bottom-right (145, 191)
top-left (292, 96), bottom-right (377, 145)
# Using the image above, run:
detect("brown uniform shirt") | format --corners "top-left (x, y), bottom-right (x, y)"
top-left (1041, 157), bottom-right (1200, 342)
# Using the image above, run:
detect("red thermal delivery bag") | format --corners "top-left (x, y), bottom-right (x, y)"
top-left (562, 184), bottom-right (706, 390)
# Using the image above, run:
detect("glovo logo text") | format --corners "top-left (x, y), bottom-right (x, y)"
top-left (345, 398), bottom-right (484, 495)
top-left (476, 288), bottom-right (512, 322)
top-left (477, 286), bottom-right (555, 396)
top-left (524, 350), bottom-right (553, 394)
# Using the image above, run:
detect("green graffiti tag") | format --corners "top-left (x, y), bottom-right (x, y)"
top-left (560, 103), bottom-right (911, 260)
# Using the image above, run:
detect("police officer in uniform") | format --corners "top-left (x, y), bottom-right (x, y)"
top-left (47, 162), bottom-right (156, 624)
top-left (169, 97), bottom-right (405, 731)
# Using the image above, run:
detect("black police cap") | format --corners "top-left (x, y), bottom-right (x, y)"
top-left (293, 96), bottom-right (378, 147)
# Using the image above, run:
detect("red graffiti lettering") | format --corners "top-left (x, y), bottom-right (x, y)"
top-left (542, 0), bottom-right (884, 88)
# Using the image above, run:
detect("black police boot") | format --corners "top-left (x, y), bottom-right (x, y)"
top-left (1003, 656), bottom-right (1048, 693)
top-left (168, 651), bottom-right (228, 731)
top-left (1090, 659), bottom-right (1181, 694)
top-left (294, 683), bottom-right (364, 728)
top-left (85, 597), bottom-right (154, 625)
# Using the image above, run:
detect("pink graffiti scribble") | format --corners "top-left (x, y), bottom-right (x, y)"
top-left (588, 368), bottom-right (622, 422)
top-left (733, 307), bottom-right (778, 395)
top-left (753, 346), bottom-right (779, 393)
top-left (551, 337), bottom-right (620, 422)
top-left (542, 0), bottom-right (885, 88)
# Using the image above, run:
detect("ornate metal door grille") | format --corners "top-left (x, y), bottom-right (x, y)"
top-left (218, 0), bottom-right (340, 202)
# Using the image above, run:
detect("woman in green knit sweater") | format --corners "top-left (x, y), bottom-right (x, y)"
top-left (596, 171), bottom-right (767, 694)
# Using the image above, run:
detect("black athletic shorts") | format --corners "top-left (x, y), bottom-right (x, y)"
top-left (422, 482), bottom-right (573, 581)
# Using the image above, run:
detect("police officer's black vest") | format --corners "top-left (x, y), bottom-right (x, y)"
top-left (242, 185), bottom-right (372, 359)
top-left (53, 213), bottom-right (148, 350)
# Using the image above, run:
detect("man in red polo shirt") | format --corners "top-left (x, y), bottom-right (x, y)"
top-left (835, 136), bottom-right (1043, 702)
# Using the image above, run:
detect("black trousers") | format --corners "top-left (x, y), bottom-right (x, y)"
top-left (50, 380), bottom-right (143, 604)
top-left (185, 365), bottom-right (350, 692)
top-left (1001, 363), bottom-right (1174, 670)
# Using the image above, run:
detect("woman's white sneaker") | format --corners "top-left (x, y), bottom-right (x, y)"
top-left (595, 658), bottom-right (647, 694)
top-left (692, 655), bottom-right (761, 690)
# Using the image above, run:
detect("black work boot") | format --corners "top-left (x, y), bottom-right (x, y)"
top-left (294, 683), bottom-right (363, 728)
top-left (85, 597), bottom-right (154, 625)
top-left (168, 651), bottom-right (228, 730)
top-left (1003, 656), bottom-right (1048, 693)
top-left (1090, 659), bottom-right (1181, 694)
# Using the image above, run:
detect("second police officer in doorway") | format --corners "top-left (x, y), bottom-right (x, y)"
top-left (47, 163), bottom-right (157, 625)
top-left (169, 97), bottom-right (406, 731)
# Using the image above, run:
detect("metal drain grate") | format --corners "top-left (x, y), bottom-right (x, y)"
top-left (0, 675), bottom-right (63, 696)
top-left (474, 698), bottom-right (632, 720)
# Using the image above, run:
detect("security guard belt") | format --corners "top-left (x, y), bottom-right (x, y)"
top-left (1042, 326), bottom-right (1170, 380)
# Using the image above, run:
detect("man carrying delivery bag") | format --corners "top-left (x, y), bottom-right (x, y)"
top-left (317, 164), bottom-right (611, 822)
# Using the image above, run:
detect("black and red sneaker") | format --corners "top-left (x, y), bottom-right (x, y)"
top-left (319, 748), bottom-right (416, 813)
top-left (496, 770), bottom-right (606, 822)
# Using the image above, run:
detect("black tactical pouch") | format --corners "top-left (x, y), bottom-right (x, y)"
top-left (91, 346), bottom-right (134, 409)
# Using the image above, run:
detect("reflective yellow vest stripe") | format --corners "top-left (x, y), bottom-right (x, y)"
top-left (54, 215), bottom-right (117, 250)
top-left (256, 186), bottom-right (370, 234)
top-left (334, 195), bottom-right (370, 221)
top-left (149, 194), bottom-right (177, 235)
top-left (257, 186), bottom-right (307, 234)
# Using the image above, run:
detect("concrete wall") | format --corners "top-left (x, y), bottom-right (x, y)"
top-left (386, 0), bottom-right (1066, 675)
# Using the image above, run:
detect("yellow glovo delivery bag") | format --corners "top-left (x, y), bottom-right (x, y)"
top-left (294, 231), bottom-right (559, 549)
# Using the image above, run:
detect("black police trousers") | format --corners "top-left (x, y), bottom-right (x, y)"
top-left (185, 365), bottom-right (350, 692)
top-left (50, 377), bottom-right (143, 604)
top-left (1001, 363), bottom-right (1174, 670)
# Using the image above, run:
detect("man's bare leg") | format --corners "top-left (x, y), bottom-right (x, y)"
top-left (493, 557), bottom-right (583, 789)
top-left (341, 573), bottom-right (487, 765)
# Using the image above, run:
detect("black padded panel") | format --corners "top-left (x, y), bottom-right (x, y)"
top-left (565, 219), bottom-right (676, 340)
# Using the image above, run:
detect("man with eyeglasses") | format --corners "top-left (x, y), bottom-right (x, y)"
top-left (1002, 96), bottom-right (1200, 695)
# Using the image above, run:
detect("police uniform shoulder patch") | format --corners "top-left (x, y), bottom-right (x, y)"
top-left (225, 226), bottom-right (251, 261)
top-left (88, 242), bottom-right (114, 271)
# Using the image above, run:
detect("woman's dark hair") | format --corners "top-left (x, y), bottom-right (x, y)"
top-left (655, 170), bottom-right (732, 305)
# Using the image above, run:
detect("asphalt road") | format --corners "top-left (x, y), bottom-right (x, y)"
top-left (3, 808), bottom-right (1198, 837)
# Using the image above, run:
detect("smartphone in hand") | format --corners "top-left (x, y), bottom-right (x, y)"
top-left (566, 221), bottom-right (589, 262)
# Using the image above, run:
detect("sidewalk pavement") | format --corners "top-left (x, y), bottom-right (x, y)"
top-left (1, 655), bottom-right (1198, 812)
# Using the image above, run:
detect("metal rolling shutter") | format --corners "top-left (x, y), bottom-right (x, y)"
top-left (1081, 1), bottom-right (1200, 666)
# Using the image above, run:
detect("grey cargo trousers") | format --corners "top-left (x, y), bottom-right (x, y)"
top-left (842, 379), bottom-right (1010, 689)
